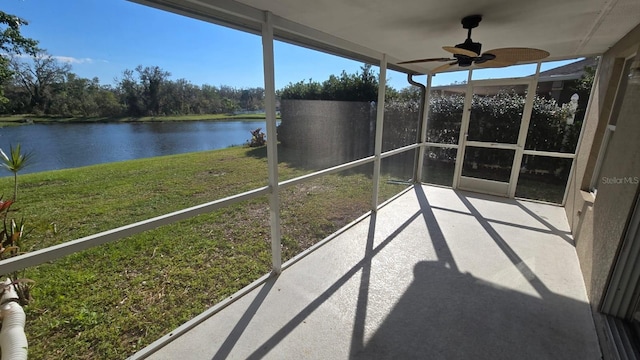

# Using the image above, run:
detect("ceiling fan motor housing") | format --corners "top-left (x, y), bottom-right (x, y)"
top-left (455, 15), bottom-right (483, 66)
top-left (455, 38), bottom-right (482, 62)
top-left (461, 15), bottom-right (482, 29)
top-left (456, 55), bottom-right (474, 67)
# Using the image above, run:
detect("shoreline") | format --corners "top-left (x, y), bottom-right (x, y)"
top-left (0, 113), bottom-right (276, 126)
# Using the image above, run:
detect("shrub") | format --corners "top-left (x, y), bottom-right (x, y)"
top-left (248, 128), bottom-right (266, 147)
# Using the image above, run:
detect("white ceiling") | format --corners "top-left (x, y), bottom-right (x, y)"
top-left (136, 0), bottom-right (640, 74)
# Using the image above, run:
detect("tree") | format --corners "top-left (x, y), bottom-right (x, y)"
top-left (10, 53), bottom-right (71, 114)
top-left (279, 64), bottom-right (379, 102)
top-left (116, 69), bottom-right (143, 116)
top-left (355, 63), bottom-right (378, 101)
top-left (395, 86), bottom-right (421, 102)
top-left (278, 79), bottom-right (323, 100)
top-left (93, 84), bottom-right (122, 117)
top-left (0, 10), bottom-right (39, 109)
top-left (136, 65), bottom-right (170, 116)
top-left (163, 78), bottom-right (189, 114)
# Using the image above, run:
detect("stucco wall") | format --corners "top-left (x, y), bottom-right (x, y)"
top-left (566, 24), bottom-right (640, 310)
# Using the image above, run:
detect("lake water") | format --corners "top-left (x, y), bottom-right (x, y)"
top-left (0, 120), bottom-right (271, 175)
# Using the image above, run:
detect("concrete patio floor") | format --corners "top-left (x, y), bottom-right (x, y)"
top-left (144, 184), bottom-right (601, 359)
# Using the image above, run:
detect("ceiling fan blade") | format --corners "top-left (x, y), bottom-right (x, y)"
top-left (398, 57), bottom-right (455, 64)
top-left (474, 59), bottom-right (516, 68)
top-left (482, 48), bottom-right (550, 63)
top-left (432, 61), bottom-right (458, 73)
top-left (443, 46), bottom-right (478, 58)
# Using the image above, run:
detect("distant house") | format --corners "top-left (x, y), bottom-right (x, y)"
top-left (536, 57), bottom-right (597, 103)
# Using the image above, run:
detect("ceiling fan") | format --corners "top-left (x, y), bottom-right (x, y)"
top-left (399, 15), bottom-right (550, 72)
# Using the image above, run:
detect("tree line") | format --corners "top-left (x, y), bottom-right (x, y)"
top-left (2, 9), bottom-right (418, 119)
top-left (278, 63), bottom-right (418, 103)
top-left (0, 8), bottom-right (266, 118)
top-left (1, 53), bottom-right (266, 117)
top-left (1, 54), bottom-right (416, 118)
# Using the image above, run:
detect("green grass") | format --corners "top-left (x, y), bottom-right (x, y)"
top-left (0, 146), bottom-right (402, 359)
top-left (0, 113), bottom-right (277, 125)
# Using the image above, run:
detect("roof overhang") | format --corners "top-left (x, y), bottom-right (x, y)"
top-left (131, 0), bottom-right (640, 75)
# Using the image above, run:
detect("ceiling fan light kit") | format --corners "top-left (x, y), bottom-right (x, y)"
top-left (399, 15), bottom-right (550, 72)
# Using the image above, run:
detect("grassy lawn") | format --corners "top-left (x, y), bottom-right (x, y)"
top-left (0, 113), bottom-right (276, 126)
top-left (0, 146), bottom-right (402, 359)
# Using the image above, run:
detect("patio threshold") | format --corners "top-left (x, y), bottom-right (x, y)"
top-left (136, 184), bottom-right (600, 359)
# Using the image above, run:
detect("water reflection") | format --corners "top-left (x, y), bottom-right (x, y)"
top-left (0, 120), bottom-right (269, 175)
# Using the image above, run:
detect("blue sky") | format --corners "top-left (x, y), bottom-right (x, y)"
top-left (3, 0), bottom-right (578, 90)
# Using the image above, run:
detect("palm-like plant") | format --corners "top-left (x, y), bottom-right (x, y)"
top-left (0, 144), bottom-right (34, 201)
